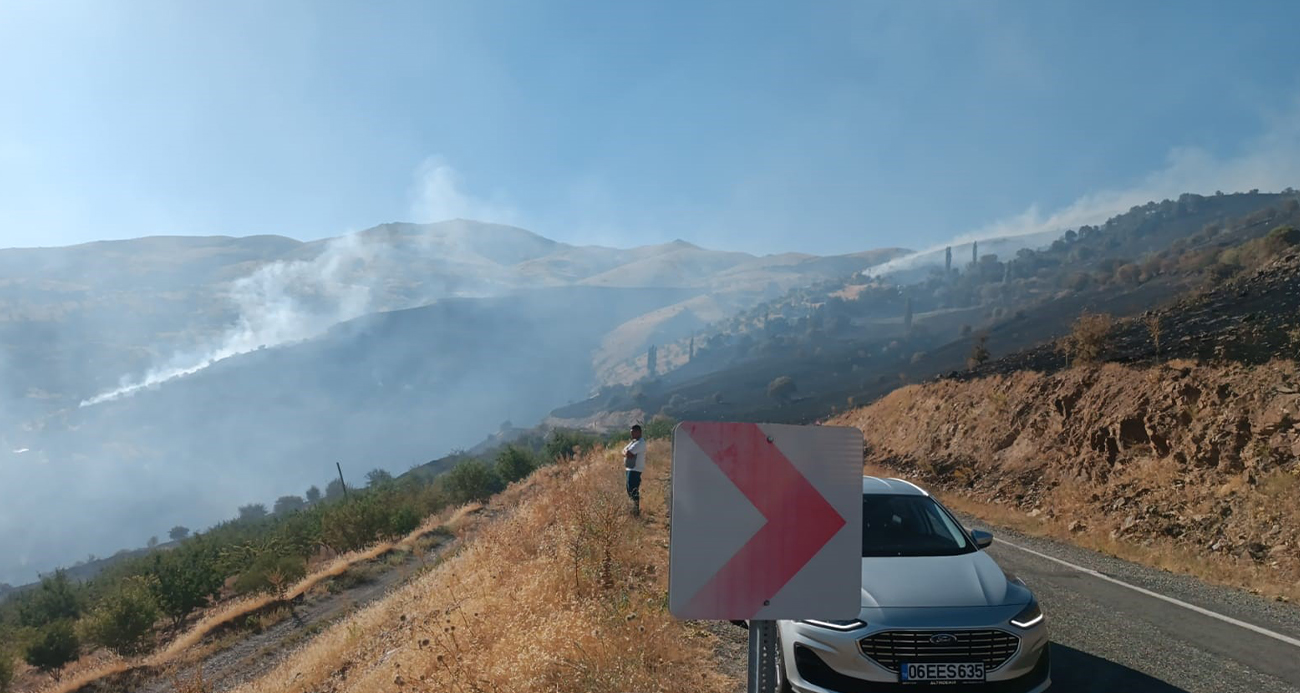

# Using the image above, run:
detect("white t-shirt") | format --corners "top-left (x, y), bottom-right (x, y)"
top-left (623, 438), bottom-right (647, 472)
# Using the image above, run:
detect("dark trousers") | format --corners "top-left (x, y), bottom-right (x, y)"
top-left (626, 470), bottom-right (642, 505)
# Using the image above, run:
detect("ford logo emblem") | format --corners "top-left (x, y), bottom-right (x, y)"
top-left (930, 633), bottom-right (958, 645)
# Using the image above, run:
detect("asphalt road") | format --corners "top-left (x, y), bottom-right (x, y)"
top-left (964, 519), bottom-right (1300, 693)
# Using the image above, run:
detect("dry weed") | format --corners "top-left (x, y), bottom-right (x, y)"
top-left (229, 443), bottom-right (733, 693)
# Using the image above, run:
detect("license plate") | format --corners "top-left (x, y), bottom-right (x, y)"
top-left (899, 662), bottom-right (986, 682)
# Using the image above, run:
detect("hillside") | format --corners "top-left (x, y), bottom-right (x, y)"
top-left (838, 359), bottom-right (1300, 600)
top-left (830, 248), bottom-right (1300, 599)
top-left (556, 190), bottom-right (1300, 427)
top-left (0, 221), bottom-right (905, 584)
top-left (0, 286), bottom-right (694, 586)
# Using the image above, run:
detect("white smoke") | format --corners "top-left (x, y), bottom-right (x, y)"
top-left (869, 106), bottom-right (1300, 277)
top-left (410, 156), bottom-right (516, 225)
top-left (80, 157), bottom-right (517, 408)
top-left (81, 233), bottom-right (380, 407)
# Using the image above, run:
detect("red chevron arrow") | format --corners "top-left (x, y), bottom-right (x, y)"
top-left (680, 421), bottom-right (847, 618)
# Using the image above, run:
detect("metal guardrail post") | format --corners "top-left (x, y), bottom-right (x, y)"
top-left (748, 620), bottom-right (778, 693)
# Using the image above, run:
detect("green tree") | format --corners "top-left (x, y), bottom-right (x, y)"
top-left (544, 429), bottom-right (597, 462)
top-left (304, 485), bottom-right (322, 504)
top-left (18, 570), bottom-right (82, 628)
top-left (24, 621), bottom-right (79, 681)
top-left (237, 504), bottom-right (268, 523)
top-left (440, 460), bottom-right (505, 506)
top-left (365, 468), bottom-right (394, 488)
top-left (320, 492), bottom-right (416, 553)
top-left (231, 552), bottom-right (306, 596)
top-left (148, 543), bottom-right (224, 625)
top-left (79, 576), bottom-right (160, 657)
top-left (273, 495), bottom-right (306, 515)
top-left (0, 648), bottom-right (14, 692)
top-left (643, 415), bottom-right (677, 440)
top-left (168, 526), bottom-right (190, 542)
top-left (325, 479), bottom-right (347, 501)
top-left (494, 445), bottom-right (537, 484)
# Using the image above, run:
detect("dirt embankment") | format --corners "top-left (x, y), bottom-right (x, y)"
top-left (834, 360), bottom-right (1300, 600)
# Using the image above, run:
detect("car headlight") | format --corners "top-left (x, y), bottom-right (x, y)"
top-left (800, 619), bottom-right (867, 631)
top-left (1010, 599), bottom-right (1044, 629)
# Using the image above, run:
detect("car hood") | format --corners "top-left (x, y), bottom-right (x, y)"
top-left (860, 552), bottom-right (1022, 608)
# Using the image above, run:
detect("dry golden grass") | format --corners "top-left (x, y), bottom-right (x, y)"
top-left (229, 442), bottom-right (735, 693)
top-left (39, 511), bottom-right (464, 693)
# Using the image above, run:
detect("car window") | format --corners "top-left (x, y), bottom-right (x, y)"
top-left (862, 494), bottom-right (974, 557)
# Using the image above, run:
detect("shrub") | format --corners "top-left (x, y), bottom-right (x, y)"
top-left (968, 334), bottom-right (991, 369)
top-left (232, 552), bottom-right (307, 597)
top-left (319, 493), bottom-right (408, 553)
top-left (0, 649), bottom-right (13, 692)
top-left (24, 621), bottom-right (79, 680)
top-left (439, 460), bottom-right (506, 506)
top-left (168, 526), bottom-right (190, 542)
top-left (1071, 311), bottom-right (1113, 364)
top-left (544, 429), bottom-right (598, 462)
top-left (495, 445), bottom-right (538, 484)
top-left (1114, 263), bottom-right (1141, 286)
top-left (148, 541), bottom-right (225, 625)
top-left (325, 479), bottom-right (347, 501)
top-left (365, 469), bottom-right (394, 488)
top-left (767, 375), bottom-right (797, 402)
top-left (273, 495), bottom-right (306, 515)
top-left (388, 505), bottom-right (422, 538)
top-left (1144, 313), bottom-right (1163, 357)
top-left (643, 416), bottom-right (677, 440)
top-left (79, 576), bottom-right (160, 656)
top-left (1265, 224), bottom-right (1300, 250)
top-left (18, 570), bottom-right (82, 628)
top-left (238, 504), bottom-right (269, 523)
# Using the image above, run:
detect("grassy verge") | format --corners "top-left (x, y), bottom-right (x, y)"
top-left (229, 441), bottom-right (736, 693)
top-left (44, 517), bottom-right (457, 693)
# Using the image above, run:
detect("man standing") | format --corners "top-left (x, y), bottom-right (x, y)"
top-left (623, 424), bottom-right (646, 516)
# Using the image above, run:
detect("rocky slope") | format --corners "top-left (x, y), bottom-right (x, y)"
top-left (829, 247), bottom-right (1300, 597)
top-left (837, 359), bottom-right (1300, 596)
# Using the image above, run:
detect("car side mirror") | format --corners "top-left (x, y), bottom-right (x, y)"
top-left (971, 529), bottom-right (994, 549)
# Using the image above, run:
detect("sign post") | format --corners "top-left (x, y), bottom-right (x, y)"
top-left (669, 422), bottom-right (862, 691)
top-left (747, 620), bottom-right (779, 693)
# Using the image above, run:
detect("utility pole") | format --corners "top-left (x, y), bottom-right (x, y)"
top-left (336, 462), bottom-right (349, 500)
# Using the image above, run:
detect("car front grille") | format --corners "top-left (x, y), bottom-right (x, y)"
top-left (858, 630), bottom-right (1020, 673)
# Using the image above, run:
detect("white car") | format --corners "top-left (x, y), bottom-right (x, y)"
top-left (775, 477), bottom-right (1051, 692)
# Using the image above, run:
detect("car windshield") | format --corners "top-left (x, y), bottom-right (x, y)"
top-left (861, 494), bottom-right (974, 557)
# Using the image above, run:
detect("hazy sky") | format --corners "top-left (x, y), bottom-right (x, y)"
top-left (3, 0), bottom-right (1300, 255)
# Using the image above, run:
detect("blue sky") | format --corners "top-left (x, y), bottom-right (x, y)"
top-left (2, 1), bottom-right (1300, 255)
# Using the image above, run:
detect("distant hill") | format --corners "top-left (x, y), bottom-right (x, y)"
top-left (553, 190), bottom-right (1300, 427)
top-left (0, 221), bottom-right (906, 583)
